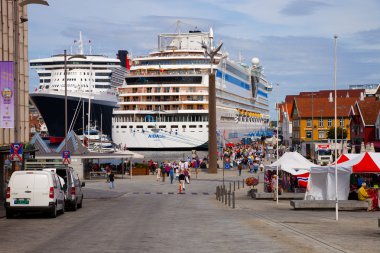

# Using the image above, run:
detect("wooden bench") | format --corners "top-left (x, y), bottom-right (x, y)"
top-left (89, 171), bottom-right (107, 180)
top-left (290, 200), bottom-right (369, 211)
top-left (251, 192), bottom-right (305, 200)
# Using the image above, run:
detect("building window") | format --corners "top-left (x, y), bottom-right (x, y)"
top-left (319, 118), bottom-right (324, 127)
top-left (306, 131), bottom-right (312, 139)
top-left (147, 87), bottom-right (152, 93)
top-left (318, 131), bottom-right (325, 139)
top-left (306, 119), bottom-right (311, 127)
top-left (340, 118), bottom-right (344, 127)
top-left (328, 119), bottom-right (332, 127)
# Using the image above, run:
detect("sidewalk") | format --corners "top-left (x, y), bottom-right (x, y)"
top-left (230, 186), bottom-right (380, 252)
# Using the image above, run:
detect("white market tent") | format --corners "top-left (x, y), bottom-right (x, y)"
top-left (305, 152), bottom-right (380, 200)
top-left (265, 152), bottom-right (317, 175)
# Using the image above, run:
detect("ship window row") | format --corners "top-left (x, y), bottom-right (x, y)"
top-left (95, 79), bottom-right (111, 82)
top-left (51, 72), bottom-right (97, 76)
top-left (113, 114), bottom-right (209, 123)
top-left (121, 104), bottom-right (205, 110)
top-left (122, 87), bottom-right (206, 94)
top-left (95, 84), bottom-right (110, 89)
top-left (95, 72), bottom-right (111, 76)
top-left (115, 125), bottom-right (206, 129)
top-left (31, 61), bottom-right (119, 66)
top-left (121, 95), bottom-right (204, 102)
top-left (126, 76), bottom-right (202, 85)
top-left (38, 73), bottom-right (51, 77)
top-left (137, 59), bottom-right (209, 66)
top-left (39, 79), bottom-right (50, 83)
top-left (225, 64), bottom-right (249, 81)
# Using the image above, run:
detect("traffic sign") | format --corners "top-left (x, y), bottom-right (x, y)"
top-left (62, 150), bottom-right (71, 164)
top-left (10, 143), bottom-right (23, 162)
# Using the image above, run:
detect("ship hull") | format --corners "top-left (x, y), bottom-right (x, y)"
top-left (30, 93), bottom-right (116, 143)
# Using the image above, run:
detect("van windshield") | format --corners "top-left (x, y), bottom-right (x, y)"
top-left (318, 149), bottom-right (332, 156)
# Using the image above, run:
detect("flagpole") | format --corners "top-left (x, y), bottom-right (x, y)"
top-left (334, 35), bottom-right (339, 221)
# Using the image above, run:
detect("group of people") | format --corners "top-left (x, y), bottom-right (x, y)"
top-left (222, 142), bottom-right (269, 176)
top-left (150, 160), bottom-right (193, 193)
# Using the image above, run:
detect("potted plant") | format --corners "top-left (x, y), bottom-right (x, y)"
top-left (245, 177), bottom-right (259, 197)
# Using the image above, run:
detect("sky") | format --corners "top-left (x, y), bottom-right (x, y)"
top-left (27, 0), bottom-right (380, 119)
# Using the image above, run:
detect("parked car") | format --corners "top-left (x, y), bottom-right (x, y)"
top-left (43, 167), bottom-right (84, 211)
top-left (5, 170), bottom-right (65, 218)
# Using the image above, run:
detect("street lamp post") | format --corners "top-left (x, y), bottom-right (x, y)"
top-left (333, 35), bottom-right (339, 221)
top-left (276, 84), bottom-right (280, 205)
top-left (12, 0), bottom-right (49, 142)
top-left (202, 29), bottom-right (223, 174)
top-left (63, 50), bottom-right (86, 152)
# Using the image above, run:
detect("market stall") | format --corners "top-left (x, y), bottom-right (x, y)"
top-left (265, 152), bottom-right (318, 193)
top-left (306, 152), bottom-right (380, 209)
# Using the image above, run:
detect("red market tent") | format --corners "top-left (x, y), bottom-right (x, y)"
top-left (334, 153), bottom-right (360, 164)
top-left (306, 152), bottom-right (380, 200)
top-left (352, 152), bottom-right (380, 173)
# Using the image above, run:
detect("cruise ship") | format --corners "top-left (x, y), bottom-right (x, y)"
top-left (112, 28), bottom-right (272, 150)
top-left (29, 33), bottom-right (126, 143)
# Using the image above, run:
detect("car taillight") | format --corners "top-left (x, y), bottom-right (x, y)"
top-left (70, 187), bottom-right (75, 195)
top-left (6, 187), bottom-right (10, 198)
top-left (49, 187), bottom-right (54, 198)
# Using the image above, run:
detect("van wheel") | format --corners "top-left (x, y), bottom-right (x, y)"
top-left (50, 204), bottom-right (57, 218)
top-left (6, 210), bottom-right (13, 219)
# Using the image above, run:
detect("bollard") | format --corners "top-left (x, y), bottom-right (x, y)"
top-left (232, 191), bottom-right (235, 209)
top-left (225, 189), bottom-right (228, 205)
top-left (238, 180), bottom-right (240, 189)
top-left (228, 190), bottom-right (231, 207)
top-left (221, 187), bottom-right (224, 202)
top-left (242, 178), bottom-right (244, 188)
top-left (229, 182), bottom-right (231, 193)
top-left (234, 181), bottom-right (236, 191)
top-left (216, 186), bottom-right (219, 200)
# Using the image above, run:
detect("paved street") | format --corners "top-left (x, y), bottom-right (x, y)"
top-left (0, 170), bottom-right (379, 253)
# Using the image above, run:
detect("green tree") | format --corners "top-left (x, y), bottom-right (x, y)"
top-left (327, 127), bottom-right (347, 140)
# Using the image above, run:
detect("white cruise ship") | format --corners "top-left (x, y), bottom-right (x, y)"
top-left (29, 33), bottom-right (126, 143)
top-left (112, 28), bottom-right (272, 150)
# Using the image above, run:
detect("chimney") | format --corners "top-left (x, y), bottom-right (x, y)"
top-left (328, 92), bottom-right (333, 102)
top-left (360, 92), bottom-right (365, 101)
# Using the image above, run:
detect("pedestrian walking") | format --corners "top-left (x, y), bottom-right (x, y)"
top-left (175, 167), bottom-right (179, 181)
top-left (238, 163), bottom-right (242, 176)
top-left (109, 170), bottom-right (115, 189)
top-left (156, 167), bottom-right (161, 181)
top-left (184, 168), bottom-right (190, 184)
top-left (169, 167), bottom-right (174, 184)
top-left (178, 170), bottom-right (185, 193)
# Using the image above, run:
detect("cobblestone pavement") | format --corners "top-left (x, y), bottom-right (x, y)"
top-left (0, 169), bottom-right (379, 253)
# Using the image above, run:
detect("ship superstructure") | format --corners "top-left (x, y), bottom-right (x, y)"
top-left (112, 28), bottom-right (271, 150)
top-left (30, 33), bottom-right (123, 143)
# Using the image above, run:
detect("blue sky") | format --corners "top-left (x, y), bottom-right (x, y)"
top-left (27, 0), bottom-right (380, 118)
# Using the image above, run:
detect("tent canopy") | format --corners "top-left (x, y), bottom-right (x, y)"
top-left (334, 153), bottom-right (360, 164)
top-left (306, 152), bottom-right (380, 200)
top-left (265, 152), bottom-right (317, 175)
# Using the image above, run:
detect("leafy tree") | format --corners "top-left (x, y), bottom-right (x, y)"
top-left (327, 127), bottom-right (347, 140)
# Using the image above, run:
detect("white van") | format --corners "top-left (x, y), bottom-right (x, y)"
top-left (5, 170), bottom-right (65, 218)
